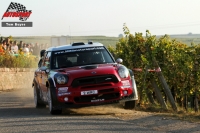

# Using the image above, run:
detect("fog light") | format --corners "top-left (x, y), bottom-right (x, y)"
top-left (123, 90), bottom-right (128, 95)
top-left (64, 97), bottom-right (68, 101)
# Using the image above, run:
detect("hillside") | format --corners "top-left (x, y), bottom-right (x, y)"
top-left (12, 36), bottom-right (120, 48)
top-left (159, 34), bottom-right (200, 45)
top-left (10, 34), bottom-right (200, 48)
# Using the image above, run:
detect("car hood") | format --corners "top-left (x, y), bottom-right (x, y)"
top-left (53, 64), bottom-right (122, 79)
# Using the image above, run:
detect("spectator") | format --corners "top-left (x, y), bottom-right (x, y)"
top-left (33, 43), bottom-right (40, 56)
top-left (23, 42), bottom-right (26, 48)
top-left (27, 43), bottom-right (31, 51)
top-left (18, 41), bottom-right (23, 50)
top-left (40, 44), bottom-right (44, 50)
top-left (9, 40), bottom-right (13, 47)
top-left (11, 41), bottom-right (19, 54)
top-left (6, 37), bottom-right (10, 45)
top-left (11, 42), bottom-right (15, 53)
top-left (5, 38), bottom-right (11, 50)
top-left (0, 42), bottom-right (4, 54)
top-left (8, 46), bottom-right (14, 55)
top-left (45, 43), bottom-right (49, 49)
top-left (2, 40), bottom-right (7, 51)
top-left (29, 43), bottom-right (34, 54)
top-left (23, 44), bottom-right (29, 54)
top-left (21, 42), bottom-right (26, 52)
top-left (0, 37), bottom-right (2, 43)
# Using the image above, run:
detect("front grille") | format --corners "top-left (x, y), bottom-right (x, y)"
top-left (81, 84), bottom-right (112, 89)
top-left (98, 88), bottom-right (114, 93)
top-left (71, 75), bottom-right (119, 88)
top-left (74, 93), bottom-right (120, 103)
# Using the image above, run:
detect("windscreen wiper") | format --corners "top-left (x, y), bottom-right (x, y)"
top-left (90, 62), bottom-right (107, 64)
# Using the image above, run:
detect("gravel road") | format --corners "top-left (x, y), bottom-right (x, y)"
top-left (0, 87), bottom-right (200, 133)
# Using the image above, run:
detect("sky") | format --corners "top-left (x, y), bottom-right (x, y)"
top-left (0, 0), bottom-right (200, 37)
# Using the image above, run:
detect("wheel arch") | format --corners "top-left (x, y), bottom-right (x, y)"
top-left (46, 77), bottom-right (55, 88)
top-left (46, 77), bottom-right (59, 109)
top-left (128, 69), bottom-right (134, 77)
top-left (32, 78), bottom-right (38, 88)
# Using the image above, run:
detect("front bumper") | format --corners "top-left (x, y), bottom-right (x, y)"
top-left (51, 89), bottom-right (138, 110)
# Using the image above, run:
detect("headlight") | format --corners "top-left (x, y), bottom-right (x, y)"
top-left (55, 74), bottom-right (68, 84)
top-left (118, 66), bottom-right (129, 78)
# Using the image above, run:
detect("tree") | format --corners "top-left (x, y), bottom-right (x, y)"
top-left (118, 34), bottom-right (123, 38)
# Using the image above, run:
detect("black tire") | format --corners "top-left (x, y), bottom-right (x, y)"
top-left (47, 88), bottom-right (62, 115)
top-left (34, 85), bottom-right (46, 108)
top-left (124, 100), bottom-right (136, 109)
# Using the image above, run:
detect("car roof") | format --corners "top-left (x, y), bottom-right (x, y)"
top-left (46, 42), bottom-right (104, 52)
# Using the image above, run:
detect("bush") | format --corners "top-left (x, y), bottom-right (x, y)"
top-left (0, 53), bottom-right (38, 68)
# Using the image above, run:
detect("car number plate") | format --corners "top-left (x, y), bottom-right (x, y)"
top-left (81, 90), bottom-right (98, 95)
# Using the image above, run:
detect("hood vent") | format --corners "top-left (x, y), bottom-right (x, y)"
top-left (80, 65), bottom-right (98, 69)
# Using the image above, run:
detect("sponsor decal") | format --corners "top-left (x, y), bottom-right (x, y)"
top-left (121, 80), bottom-right (130, 86)
top-left (91, 71), bottom-right (96, 74)
top-left (91, 99), bottom-right (104, 102)
top-left (121, 80), bottom-right (131, 88)
top-left (1, 2), bottom-right (32, 27)
top-left (81, 90), bottom-right (98, 95)
top-left (54, 47), bottom-right (104, 54)
top-left (58, 92), bottom-right (71, 96)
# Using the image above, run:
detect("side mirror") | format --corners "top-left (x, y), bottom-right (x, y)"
top-left (40, 66), bottom-right (50, 73)
top-left (40, 66), bottom-right (47, 71)
top-left (116, 58), bottom-right (123, 64)
top-left (45, 69), bottom-right (50, 73)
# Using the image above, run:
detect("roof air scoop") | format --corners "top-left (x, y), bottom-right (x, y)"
top-left (72, 42), bottom-right (85, 46)
top-left (88, 41), bottom-right (93, 44)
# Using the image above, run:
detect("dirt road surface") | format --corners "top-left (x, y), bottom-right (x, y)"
top-left (0, 87), bottom-right (200, 133)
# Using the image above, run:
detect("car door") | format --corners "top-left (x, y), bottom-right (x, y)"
top-left (35, 67), bottom-right (42, 88)
top-left (35, 57), bottom-right (43, 96)
top-left (40, 51), bottom-right (51, 102)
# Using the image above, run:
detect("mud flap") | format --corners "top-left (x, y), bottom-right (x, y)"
top-left (131, 75), bottom-right (138, 100)
top-left (129, 69), bottom-right (138, 100)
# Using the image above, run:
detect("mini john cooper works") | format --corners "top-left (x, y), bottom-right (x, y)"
top-left (32, 42), bottom-right (138, 114)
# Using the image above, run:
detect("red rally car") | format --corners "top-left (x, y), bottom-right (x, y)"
top-left (32, 42), bottom-right (138, 114)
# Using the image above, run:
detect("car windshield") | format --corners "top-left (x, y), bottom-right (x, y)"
top-left (51, 46), bottom-right (114, 69)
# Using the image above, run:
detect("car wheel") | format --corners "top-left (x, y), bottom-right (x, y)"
top-left (124, 100), bottom-right (136, 109)
top-left (47, 88), bottom-right (62, 115)
top-left (34, 85), bottom-right (46, 108)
